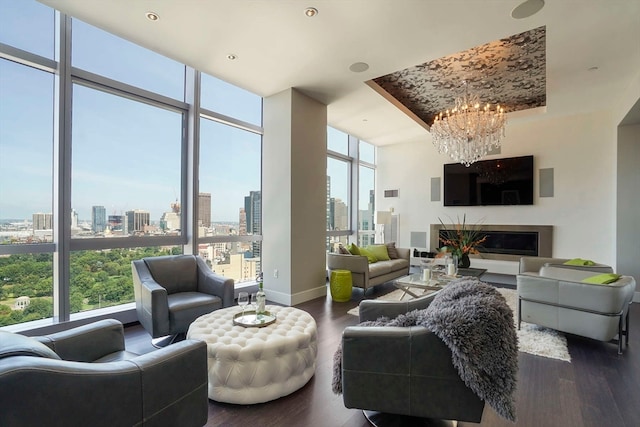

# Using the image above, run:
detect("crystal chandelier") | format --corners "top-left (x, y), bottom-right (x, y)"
top-left (430, 82), bottom-right (507, 167)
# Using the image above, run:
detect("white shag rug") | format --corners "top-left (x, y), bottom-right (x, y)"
top-left (347, 287), bottom-right (571, 362)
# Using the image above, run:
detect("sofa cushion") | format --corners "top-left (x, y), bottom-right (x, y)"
top-left (0, 331), bottom-right (61, 360)
top-left (368, 261), bottom-right (394, 277)
top-left (385, 242), bottom-right (399, 259)
top-left (581, 273), bottom-right (621, 285)
top-left (564, 258), bottom-right (595, 266)
top-left (385, 258), bottom-right (410, 272)
top-left (366, 244), bottom-right (390, 261)
top-left (347, 243), bottom-right (360, 255)
top-left (358, 247), bottom-right (378, 264)
top-left (338, 245), bottom-right (351, 255)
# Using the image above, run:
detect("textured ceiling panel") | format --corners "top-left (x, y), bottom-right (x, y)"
top-left (370, 26), bottom-right (546, 127)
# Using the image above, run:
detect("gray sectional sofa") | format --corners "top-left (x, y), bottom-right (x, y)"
top-left (327, 246), bottom-right (410, 291)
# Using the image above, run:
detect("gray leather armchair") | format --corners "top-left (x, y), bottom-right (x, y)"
top-left (517, 265), bottom-right (636, 354)
top-left (0, 319), bottom-right (208, 427)
top-left (519, 256), bottom-right (613, 275)
top-left (132, 255), bottom-right (234, 345)
top-left (341, 294), bottom-right (485, 425)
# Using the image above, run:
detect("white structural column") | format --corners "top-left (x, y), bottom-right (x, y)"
top-left (262, 88), bottom-right (328, 305)
top-left (617, 123), bottom-right (640, 302)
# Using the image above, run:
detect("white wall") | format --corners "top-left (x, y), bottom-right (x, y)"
top-left (377, 110), bottom-right (618, 266)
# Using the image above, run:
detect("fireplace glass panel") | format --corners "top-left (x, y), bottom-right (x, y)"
top-left (438, 230), bottom-right (539, 257)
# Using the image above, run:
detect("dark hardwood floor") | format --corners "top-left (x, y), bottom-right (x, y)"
top-left (125, 282), bottom-right (640, 427)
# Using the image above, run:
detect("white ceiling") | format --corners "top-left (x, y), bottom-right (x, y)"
top-left (39, 0), bottom-right (640, 145)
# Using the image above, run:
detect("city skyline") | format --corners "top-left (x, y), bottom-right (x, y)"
top-left (0, 193), bottom-right (257, 228)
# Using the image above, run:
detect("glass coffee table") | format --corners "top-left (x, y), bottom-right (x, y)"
top-left (394, 267), bottom-right (487, 300)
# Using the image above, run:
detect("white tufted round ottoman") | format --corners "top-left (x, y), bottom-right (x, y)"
top-left (186, 305), bottom-right (317, 404)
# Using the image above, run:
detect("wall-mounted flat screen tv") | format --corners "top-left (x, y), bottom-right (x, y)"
top-left (443, 155), bottom-right (534, 206)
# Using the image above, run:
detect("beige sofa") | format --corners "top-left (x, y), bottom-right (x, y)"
top-left (327, 247), bottom-right (410, 292)
top-left (517, 258), bottom-right (636, 354)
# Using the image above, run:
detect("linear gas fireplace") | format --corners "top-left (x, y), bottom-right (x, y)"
top-left (430, 224), bottom-right (553, 262)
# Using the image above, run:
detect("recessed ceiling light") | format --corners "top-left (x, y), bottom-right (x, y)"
top-left (304, 7), bottom-right (318, 17)
top-left (511, 0), bottom-right (544, 19)
top-left (349, 62), bottom-right (370, 73)
top-left (226, 54), bottom-right (238, 60)
top-left (145, 11), bottom-right (160, 21)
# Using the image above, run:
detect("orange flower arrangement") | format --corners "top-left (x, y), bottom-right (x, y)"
top-left (437, 214), bottom-right (487, 259)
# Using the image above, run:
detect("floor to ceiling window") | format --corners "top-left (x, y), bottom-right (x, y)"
top-left (327, 128), bottom-right (351, 252)
top-left (0, 1), bottom-right (263, 329)
top-left (358, 140), bottom-right (376, 246)
top-left (326, 127), bottom-right (376, 252)
top-left (198, 83), bottom-right (262, 283)
top-left (0, 1), bottom-right (56, 326)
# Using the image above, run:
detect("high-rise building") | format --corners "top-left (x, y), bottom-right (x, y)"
top-left (108, 214), bottom-right (124, 232)
top-left (244, 191), bottom-right (262, 267)
top-left (71, 209), bottom-right (79, 228)
top-left (32, 213), bottom-right (53, 230)
top-left (160, 201), bottom-right (181, 231)
top-left (92, 205), bottom-right (106, 233)
top-left (125, 210), bottom-right (150, 233)
top-left (334, 199), bottom-right (348, 231)
top-left (326, 176), bottom-right (333, 230)
top-left (244, 191), bottom-right (261, 235)
top-left (328, 197), bottom-right (335, 230)
top-left (198, 193), bottom-right (211, 228)
top-left (160, 211), bottom-right (180, 231)
top-left (238, 208), bottom-right (247, 235)
top-left (357, 190), bottom-right (375, 246)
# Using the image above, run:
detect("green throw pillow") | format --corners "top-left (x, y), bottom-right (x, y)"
top-left (581, 273), bottom-right (621, 285)
top-left (347, 243), bottom-right (360, 255)
top-left (564, 258), bottom-right (596, 266)
top-left (366, 244), bottom-right (390, 261)
top-left (358, 247), bottom-right (378, 264)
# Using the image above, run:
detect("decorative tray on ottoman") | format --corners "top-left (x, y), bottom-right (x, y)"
top-left (233, 310), bottom-right (277, 327)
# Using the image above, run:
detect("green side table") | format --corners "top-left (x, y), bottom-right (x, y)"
top-left (330, 269), bottom-right (353, 302)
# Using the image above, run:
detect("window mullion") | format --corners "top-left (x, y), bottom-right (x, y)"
top-left (184, 67), bottom-right (200, 255)
top-left (52, 11), bottom-right (72, 323)
top-left (348, 135), bottom-right (359, 243)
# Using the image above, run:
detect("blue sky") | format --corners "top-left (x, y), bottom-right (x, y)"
top-left (0, 0), bottom-right (262, 223)
top-left (0, 0), bottom-right (373, 224)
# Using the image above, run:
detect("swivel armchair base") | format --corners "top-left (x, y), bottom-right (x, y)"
top-left (152, 332), bottom-right (185, 348)
top-left (364, 410), bottom-right (458, 427)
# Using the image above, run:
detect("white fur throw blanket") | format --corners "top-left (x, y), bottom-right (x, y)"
top-left (332, 278), bottom-right (518, 421)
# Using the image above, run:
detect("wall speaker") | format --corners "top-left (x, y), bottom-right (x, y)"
top-left (539, 168), bottom-right (554, 197)
top-left (410, 231), bottom-right (427, 248)
top-left (430, 177), bottom-right (441, 202)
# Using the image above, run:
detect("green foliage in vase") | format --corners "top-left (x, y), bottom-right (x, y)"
top-left (437, 214), bottom-right (487, 259)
